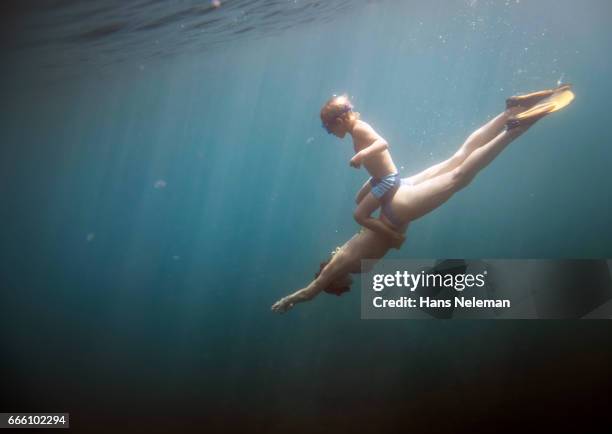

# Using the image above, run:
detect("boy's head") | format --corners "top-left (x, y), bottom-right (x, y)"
top-left (320, 94), bottom-right (360, 138)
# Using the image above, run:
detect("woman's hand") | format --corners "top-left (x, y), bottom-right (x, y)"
top-left (271, 296), bottom-right (295, 314)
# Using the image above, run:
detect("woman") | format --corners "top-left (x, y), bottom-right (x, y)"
top-left (271, 85), bottom-right (574, 313)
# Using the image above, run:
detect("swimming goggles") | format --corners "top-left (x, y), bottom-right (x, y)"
top-left (322, 103), bottom-right (353, 134)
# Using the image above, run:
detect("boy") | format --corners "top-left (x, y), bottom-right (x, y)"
top-left (320, 94), bottom-right (405, 248)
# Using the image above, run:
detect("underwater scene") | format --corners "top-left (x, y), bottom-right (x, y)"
top-left (1, 0), bottom-right (612, 432)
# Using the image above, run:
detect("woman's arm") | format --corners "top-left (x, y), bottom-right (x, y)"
top-left (271, 229), bottom-right (394, 313)
top-left (271, 238), bottom-right (358, 313)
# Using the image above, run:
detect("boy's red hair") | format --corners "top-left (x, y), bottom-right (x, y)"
top-left (320, 93), bottom-right (360, 127)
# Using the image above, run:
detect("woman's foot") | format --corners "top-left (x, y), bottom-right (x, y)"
top-left (506, 102), bottom-right (556, 130)
top-left (506, 86), bottom-right (575, 130)
top-left (506, 83), bottom-right (572, 110)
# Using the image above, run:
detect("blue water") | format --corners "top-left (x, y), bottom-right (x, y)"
top-left (1, 1), bottom-right (612, 432)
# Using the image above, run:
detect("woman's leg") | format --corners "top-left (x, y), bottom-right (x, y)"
top-left (392, 124), bottom-right (529, 223)
top-left (407, 108), bottom-right (521, 186)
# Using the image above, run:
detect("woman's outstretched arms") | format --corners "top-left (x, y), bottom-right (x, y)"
top-left (271, 236), bottom-right (359, 313)
top-left (271, 229), bottom-right (394, 313)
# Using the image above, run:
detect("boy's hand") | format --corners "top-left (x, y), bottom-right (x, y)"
top-left (349, 153), bottom-right (363, 168)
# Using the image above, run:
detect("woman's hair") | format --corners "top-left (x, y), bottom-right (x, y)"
top-left (320, 93), bottom-right (360, 127)
top-left (315, 261), bottom-right (352, 296)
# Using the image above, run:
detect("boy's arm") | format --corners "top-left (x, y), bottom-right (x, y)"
top-left (355, 178), bottom-right (372, 204)
top-left (360, 138), bottom-right (389, 157)
top-left (350, 123), bottom-right (389, 166)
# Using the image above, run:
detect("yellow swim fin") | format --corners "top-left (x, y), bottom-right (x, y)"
top-left (506, 83), bottom-right (572, 109)
top-left (507, 87), bottom-right (575, 129)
